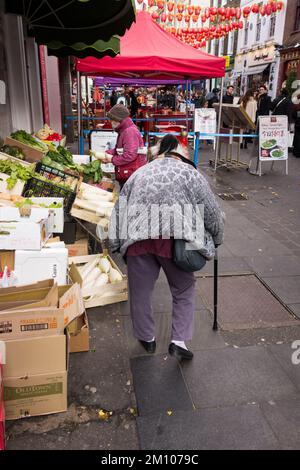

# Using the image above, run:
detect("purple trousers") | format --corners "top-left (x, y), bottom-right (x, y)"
top-left (127, 254), bottom-right (196, 342)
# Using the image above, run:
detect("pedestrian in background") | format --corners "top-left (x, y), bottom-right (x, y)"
top-left (222, 85), bottom-right (234, 104)
top-left (270, 88), bottom-right (293, 123)
top-left (239, 90), bottom-right (257, 149)
top-left (256, 84), bottom-right (271, 123)
top-left (206, 88), bottom-right (219, 108)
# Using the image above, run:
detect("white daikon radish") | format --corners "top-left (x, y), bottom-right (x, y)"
top-left (109, 267), bottom-right (123, 283)
top-left (98, 256), bottom-right (111, 273)
top-left (83, 266), bottom-right (101, 286)
top-left (93, 273), bottom-right (109, 287)
top-left (96, 207), bottom-right (113, 218)
top-left (80, 257), bottom-right (99, 279)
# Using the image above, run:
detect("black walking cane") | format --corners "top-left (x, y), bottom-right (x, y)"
top-left (213, 248), bottom-right (218, 331)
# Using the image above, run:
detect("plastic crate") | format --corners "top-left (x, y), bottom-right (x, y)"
top-left (22, 176), bottom-right (76, 213)
top-left (35, 162), bottom-right (80, 192)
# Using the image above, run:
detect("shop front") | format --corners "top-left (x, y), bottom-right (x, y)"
top-left (278, 47), bottom-right (300, 91)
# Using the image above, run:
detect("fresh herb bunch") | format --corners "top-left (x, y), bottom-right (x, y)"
top-left (0, 160), bottom-right (34, 189)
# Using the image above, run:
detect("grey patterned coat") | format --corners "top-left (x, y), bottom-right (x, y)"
top-left (108, 157), bottom-right (225, 259)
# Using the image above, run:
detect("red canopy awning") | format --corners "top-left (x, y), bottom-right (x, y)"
top-left (77, 11), bottom-right (225, 80)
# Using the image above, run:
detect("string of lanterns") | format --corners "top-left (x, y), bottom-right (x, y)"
top-left (137, 0), bottom-right (284, 49)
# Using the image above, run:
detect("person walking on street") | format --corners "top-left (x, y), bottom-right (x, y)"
top-left (270, 88), bottom-right (293, 123)
top-left (110, 90), bottom-right (118, 108)
top-left (256, 85), bottom-right (272, 123)
top-left (206, 88), bottom-right (219, 108)
top-left (109, 135), bottom-right (224, 360)
top-left (239, 90), bottom-right (257, 148)
top-left (222, 85), bottom-right (234, 104)
top-left (129, 90), bottom-right (139, 118)
top-left (103, 104), bottom-right (146, 189)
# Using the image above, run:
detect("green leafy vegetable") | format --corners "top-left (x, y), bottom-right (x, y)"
top-left (11, 130), bottom-right (48, 152)
top-left (0, 160), bottom-right (34, 189)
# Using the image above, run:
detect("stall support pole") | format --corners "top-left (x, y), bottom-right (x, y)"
top-left (77, 71), bottom-right (84, 155)
top-left (194, 131), bottom-right (200, 168)
top-left (104, 86), bottom-right (106, 117)
top-left (214, 76), bottom-right (224, 172)
top-left (213, 249), bottom-right (218, 331)
top-left (186, 79), bottom-right (189, 129)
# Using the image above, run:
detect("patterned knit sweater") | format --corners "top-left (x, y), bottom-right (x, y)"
top-left (108, 157), bottom-right (225, 259)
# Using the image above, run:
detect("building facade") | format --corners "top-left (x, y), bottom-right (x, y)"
top-left (0, 0), bottom-right (62, 141)
top-left (234, 0), bottom-right (286, 98)
top-left (277, 0), bottom-right (300, 94)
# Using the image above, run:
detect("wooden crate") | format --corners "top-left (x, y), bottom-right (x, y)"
top-left (69, 254), bottom-right (128, 308)
top-left (70, 206), bottom-right (110, 228)
top-left (4, 137), bottom-right (46, 163)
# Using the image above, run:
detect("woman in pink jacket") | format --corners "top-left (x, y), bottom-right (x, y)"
top-left (104, 104), bottom-right (146, 188)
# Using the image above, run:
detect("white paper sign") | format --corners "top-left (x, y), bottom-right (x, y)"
top-left (194, 109), bottom-right (217, 139)
top-left (90, 130), bottom-right (118, 154)
top-left (259, 115), bottom-right (288, 162)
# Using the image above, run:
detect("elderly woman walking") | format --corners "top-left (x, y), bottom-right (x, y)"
top-left (109, 135), bottom-right (224, 360)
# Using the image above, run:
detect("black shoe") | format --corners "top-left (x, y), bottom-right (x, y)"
top-left (139, 340), bottom-right (156, 353)
top-left (168, 343), bottom-right (193, 360)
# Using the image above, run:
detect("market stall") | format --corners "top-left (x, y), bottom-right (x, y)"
top-left (76, 11), bottom-right (225, 153)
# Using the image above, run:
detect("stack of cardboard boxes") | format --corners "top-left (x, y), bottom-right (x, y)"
top-left (0, 276), bottom-right (89, 420)
top-left (0, 341), bottom-right (4, 450)
top-left (0, 205), bottom-right (69, 287)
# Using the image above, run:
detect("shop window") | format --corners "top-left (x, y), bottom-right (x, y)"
top-left (295, 0), bottom-right (300, 31)
top-left (269, 13), bottom-right (276, 38)
top-left (244, 21), bottom-right (249, 46)
top-left (256, 16), bottom-right (261, 42)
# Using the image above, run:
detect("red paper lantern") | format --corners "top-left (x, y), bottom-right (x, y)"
top-left (161, 13), bottom-right (167, 23)
top-left (192, 15), bottom-right (199, 23)
top-left (188, 6), bottom-right (194, 15)
top-left (251, 3), bottom-right (259, 13)
top-left (157, 0), bottom-right (164, 9)
top-left (195, 6), bottom-right (201, 16)
top-left (148, 0), bottom-right (154, 7)
top-left (266, 4), bottom-right (272, 15)
top-left (210, 25), bottom-right (216, 32)
top-left (260, 5), bottom-right (266, 15)
top-left (271, 2), bottom-right (277, 13)
top-left (230, 7), bottom-right (236, 17)
top-left (177, 13), bottom-right (183, 21)
top-left (167, 2), bottom-right (174, 12)
top-left (168, 13), bottom-right (174, 21)
top-left (151, 11), bottom-right (159, 20)
top-left (177, 3), bottom-right (184, 13)
top-left (243, 6), bottom-right (251, 18)
top-left (238, 20), bottom-right (244, 29)
top-left (201, 14), bottom-right (207, 23)
top-left (236, 7), bottom-right (241, 19)
top-left (277, 1), bottom-right (284, 11)
top-left (184, 14), bottom-right (190, 23)
top-left (137, 0), bottom-right (143, 4)
top-left (225, 8), bottom-right (231, 19)
top-left (218, 7), bottom-right (226, 16)
top-left (210, 7), bottom-right (217, 16)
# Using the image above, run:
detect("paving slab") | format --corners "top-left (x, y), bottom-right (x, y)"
top-left (260, 398), bottom-right (300, 449)
top-left (196, 257), bottom-right (252, 277)
top-left (244, 256), bottom-right (300, 278)
top-left (267, 343), bottom-right (300, 391)
top-left (181, 346), bottom-right (299, 408)
top-left (262, 276), bottom-right (300, 305)
top-left (6, 418), bottom-right (139, 450)
top-left (288, 304), bottom-right (300, 320)
top-left (136, 405), bottom-right (278, 450)
top-left (123, 310), bottom-right (226, 357)
top-left (130, 355), bottom-right (194, 416)
top-left (197, 274), bottom-right (298, 330)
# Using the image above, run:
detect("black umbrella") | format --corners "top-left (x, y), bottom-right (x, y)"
top-left (5, 0), bottom-right (136, 45)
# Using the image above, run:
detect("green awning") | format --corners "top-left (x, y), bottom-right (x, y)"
top-left (5, 0), bottom-right (135, 45)
top-left (46, 36), bottom-right (120, 59)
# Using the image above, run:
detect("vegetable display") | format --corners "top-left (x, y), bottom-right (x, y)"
top-left (0, 144), bottom-right (25, 160)
top-left (0, 160), bottom-right (33, 189)
top-left (79, 255), bottom-right (123, 297)
top-left (82, 160), bottom-right (102, 183)
top-left (45, 146), bottom-right (81, 172)
top-left (36, 124), bottom-right (62, 142)
top-left (11, 130), bottom-right (48, 152)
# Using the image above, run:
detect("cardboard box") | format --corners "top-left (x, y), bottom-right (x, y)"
top-left (66, 240), bottom-right (89, 257)
top-left (0, 251), bottom-right (14, 272)
top-left (69, 254), bottom-right (128, 309)
top-left (4, 137), bottom-right (47, 163)
top-left (3, 335), bottom-right (66, 378)
top-left (0, 207), bottom-right (52, 250)
top-left (0, 344), bottom-right (4, 450)
top-left (0, 283), bottom-right (58, 312)
top-left (30, 198), bottom-right (64, 233)
top-left (4, 371), bottom-right (67, 420)
top-left (14, 248), bottom-right (68, 286)
top-left (0, 173), bottom-right (25, 196)
top-left (69, 312), bottom-right (89, 353)
top-left (0, 307), bottom-right (65, 341)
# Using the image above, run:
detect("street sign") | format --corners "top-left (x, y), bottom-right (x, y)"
top-left (259, 115), bottom-right (288, 162)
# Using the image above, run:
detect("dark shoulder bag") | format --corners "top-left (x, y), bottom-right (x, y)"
top-left (164, 152), bottom-right (207, 273)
